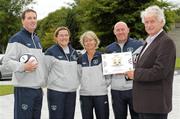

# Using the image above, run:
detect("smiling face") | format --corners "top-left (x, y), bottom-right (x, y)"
top-left (144, 14), bottom-right (164, 36)
top-left (83, 36), bottom-right (97, 51)
top-left (22, 11), bottom-right (37, 33)
top-left (80, 31), bottom-right (100, 51)
top-left (56, 29), bottom-right (70, 48)
top-left (113, 22), bottom-right (129, 43)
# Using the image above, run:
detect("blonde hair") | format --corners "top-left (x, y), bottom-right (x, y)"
top-left (80, 31), bottom-right (100, 49)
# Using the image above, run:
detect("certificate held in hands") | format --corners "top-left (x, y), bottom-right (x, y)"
top-left (102, 52), bottom-right (133, 75)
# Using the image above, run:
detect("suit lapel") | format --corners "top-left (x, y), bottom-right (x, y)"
top-left (137, 42), bottom-right (147, 62)
top-left (137, 31), bottom-right (165, 64)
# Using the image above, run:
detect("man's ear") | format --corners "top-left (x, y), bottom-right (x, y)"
top-left (21, 19), bottom-right (24, 25)
top-left (113, 29), bottom-right (116, 35)
top-left (127, 27), bottom-right (130, 34)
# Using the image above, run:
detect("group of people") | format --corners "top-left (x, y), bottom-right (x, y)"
top-left (2, 5), bottom-right (176, 119)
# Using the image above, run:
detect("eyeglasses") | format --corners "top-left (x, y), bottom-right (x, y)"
top-left (58, 34), bottom-right (69, 37)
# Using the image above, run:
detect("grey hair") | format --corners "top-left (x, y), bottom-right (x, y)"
top-left (80, 31), bottom-right (100, 49)
top-left (141, 5), bottom-right (165, 26)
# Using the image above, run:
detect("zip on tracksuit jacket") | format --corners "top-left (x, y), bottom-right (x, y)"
top-left (3, 28), bottom-right (46, 88)
top-left (44, 44), bottom-right (79, 92)
top-left (105, 38), bottom-right (143, 91)
top-left (77, 51), bottom-right (111, 96)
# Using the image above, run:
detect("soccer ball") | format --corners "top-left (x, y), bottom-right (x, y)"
top-left (19, 54), bottom-right (38, 64)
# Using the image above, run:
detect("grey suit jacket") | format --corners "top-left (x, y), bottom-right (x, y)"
top-left (133, 31), bottom-right (176, 113)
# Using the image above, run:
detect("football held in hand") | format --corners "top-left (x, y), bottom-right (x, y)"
top-left (19, 54), bottom-right (38, 64)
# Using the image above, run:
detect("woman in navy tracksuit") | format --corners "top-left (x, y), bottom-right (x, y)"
top-left (44, 27), bottom-right (79, 119)
top-left (78, 31), bottom-right (111, 119)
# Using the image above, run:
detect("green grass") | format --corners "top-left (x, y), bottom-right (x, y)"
top-left (176, 58), bottom-right (180, 69)
top-left (0, 85), bottom-right (14, 96)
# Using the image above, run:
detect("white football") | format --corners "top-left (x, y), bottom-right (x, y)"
top-left (19, 54), bottom-right (38, 64)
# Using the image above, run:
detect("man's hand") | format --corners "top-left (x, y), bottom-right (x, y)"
top-left (24, 59), bottom-right (38, 72)
top-left (125, 70), bottom-right (134, 80)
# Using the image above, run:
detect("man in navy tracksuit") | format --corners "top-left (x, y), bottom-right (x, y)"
top-left (106, 21), bottom-right (143, 119)
top-left (3, 9), bottom-right (46, 119)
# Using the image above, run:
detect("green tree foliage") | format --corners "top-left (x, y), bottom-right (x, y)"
top-left (174, 8), bottom-right (180, 22)
top-left (0, 0), bottom-right (34, 53)
top-left (37, 7), bottom-right (80, 50)
top-left (175, 8), bottom-right (180, 16)
top-left (38, 0), bottom-right (176, 49)
top-left (74, 0), bottom-right (175, 47)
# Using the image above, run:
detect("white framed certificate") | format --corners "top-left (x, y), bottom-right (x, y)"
top-left (102, 52), bottom-right (133, 75)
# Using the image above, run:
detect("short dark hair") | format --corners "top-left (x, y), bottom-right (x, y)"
top-left (21, 9), bottom-right (37, 20)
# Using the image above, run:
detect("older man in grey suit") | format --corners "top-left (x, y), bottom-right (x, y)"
top-left (126, 5), bottom-right (176, 119)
